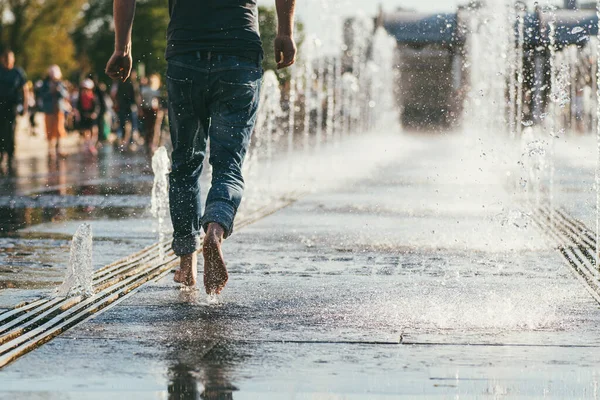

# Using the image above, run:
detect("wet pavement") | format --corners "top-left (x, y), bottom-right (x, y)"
top-left (1, 133), bottom-right (600, 398)
top-left (0, 148), bottom-right (157, 292)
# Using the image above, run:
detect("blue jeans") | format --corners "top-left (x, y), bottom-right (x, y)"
top-left (167, 52), bottom-right (263, 256)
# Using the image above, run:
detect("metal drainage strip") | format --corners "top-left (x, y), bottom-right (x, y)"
top-left (0, 196), bottom-right (299, 369)
top-left (531, 205), bottom-right (600, 304)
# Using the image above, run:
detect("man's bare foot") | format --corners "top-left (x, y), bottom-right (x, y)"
top-left (203, 223), bottom-right (228, 295)
top-left (174, 252), bottom-right (197, 287)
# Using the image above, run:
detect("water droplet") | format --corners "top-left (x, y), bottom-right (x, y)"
top-left (570, 26), bottom-right (584, 34)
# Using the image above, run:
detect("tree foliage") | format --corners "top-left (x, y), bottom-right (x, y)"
top-left (0, 0), bottom-right (85, 78)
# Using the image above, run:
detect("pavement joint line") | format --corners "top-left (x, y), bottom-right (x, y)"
top-left (0, 195), bottom-right (301, 369)
top-left (401, 341), bottom-right (600, 348)
top-left (45, 336), bottom-right (600, 348)
top-left (238, 339), bottom-right (402, 345)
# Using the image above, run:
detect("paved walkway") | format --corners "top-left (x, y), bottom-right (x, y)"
top-left (1, 134), bottom-right (599, 398)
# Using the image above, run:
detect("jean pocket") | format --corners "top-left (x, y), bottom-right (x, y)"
top-left (167, 74), bottom-right (194, 117)
top-left (217, 73), bottom-right (261, 126)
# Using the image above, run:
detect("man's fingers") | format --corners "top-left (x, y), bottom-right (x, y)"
top-left (106, 69), bottom-right (120, 80)
top-left (105, 53), bottom-right (131, 81)
top-left (274, 46), bottom-right (282, 64)
top-left (277, 58), bottom-right (295, 69)
top-left (284, 48), bottom-right (296, 64)
top-left (120, 67), bottom-right (130, 82)
top-left (277, 47), bottom-right (296, 69)
top-left (105, 60), bottom-right (120, 80)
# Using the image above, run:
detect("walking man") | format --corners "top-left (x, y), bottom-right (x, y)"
top-left (0, 46), bottom-right (27, 169)
top-left (106, 0), bottom-right (297, 294)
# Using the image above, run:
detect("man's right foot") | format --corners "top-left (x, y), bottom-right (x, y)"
top-left (203, 224), bottom-right (229, 295)
top-left (174, 252), bottom-right (197, 287)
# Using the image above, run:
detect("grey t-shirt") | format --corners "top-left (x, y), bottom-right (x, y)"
top-left (166, 0), bottom-right (263, 59)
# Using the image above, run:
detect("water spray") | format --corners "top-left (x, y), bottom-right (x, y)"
top-left (56, 223), bottom-right (94, 298)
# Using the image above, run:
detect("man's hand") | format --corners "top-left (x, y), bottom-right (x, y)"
top-left (274, 35), bottom-right (296, 69)
top-left (106, 50), bottom-right (132, 82)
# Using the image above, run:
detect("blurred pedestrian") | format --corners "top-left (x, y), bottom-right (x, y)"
top-left (111, 70), bottom-right (140, 150)
top-left (33, 80), bottom-right (44, 133)
top-left (76, 78), bottom-right (100, 155)
top-left (140, 73), bottom-right (164, 153)
top-left (0, 46), bottom-right (28, 168)
top-left (92, 76), bottom-right (109, 144)
top-left (26, 81), bottom-right (38, 136)
top-left (40, 65), bottom-right (69, 159)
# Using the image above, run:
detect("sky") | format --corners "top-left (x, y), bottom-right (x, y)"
top-left (258, 0), bottom-right (563, 42)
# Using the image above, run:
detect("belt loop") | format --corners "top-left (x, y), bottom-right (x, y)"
top-left (207, 51), bottom-right (212, 61)
top-left (196, 51), bottom-right (201, 60)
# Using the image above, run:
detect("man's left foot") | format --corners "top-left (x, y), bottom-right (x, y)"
top-left (174, 252), bottom-right (197, 287)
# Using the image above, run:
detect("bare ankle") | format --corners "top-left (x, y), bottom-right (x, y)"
top-left (181, 251), bottom-right (197, 265)
top-left (204, 223), bottom-right (225, 244)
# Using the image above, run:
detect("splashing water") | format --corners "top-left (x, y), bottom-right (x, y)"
top-left (56, 223), bottom-right (93, 298)
top-left (206, 294), bottom-right (220, 305)
top-left (369, 27), bottom-right (399, 131)
top-left (240, 13), bottom-right (397, 192)
top-left (151, 147), bottom-right (171, 260)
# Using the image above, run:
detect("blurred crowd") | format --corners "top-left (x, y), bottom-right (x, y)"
top-left (0, 46), bottom-right (167, 168)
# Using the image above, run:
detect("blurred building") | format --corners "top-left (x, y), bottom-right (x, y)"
top-left (380, 0), bottom-right (599, 130)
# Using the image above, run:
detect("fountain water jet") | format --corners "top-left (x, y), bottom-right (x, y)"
top-left (56, 223), bottom-right (94, 298)
top-left (151, 146), bottom-right (170, 260)
top-left (547, 4), bottom-right (557, 227)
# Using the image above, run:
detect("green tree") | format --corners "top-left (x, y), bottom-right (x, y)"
top-left (131, 0), bottom-right (170, 75)
top-left (0, 0), bottom-right (85, 78)
top-left (71, 0), bottom-right (115, 79)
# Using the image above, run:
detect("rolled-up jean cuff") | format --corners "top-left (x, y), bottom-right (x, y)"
top-left (172, 233), bottom-right (201, 256)
top-left (202, 201), bottom-right (236, 239)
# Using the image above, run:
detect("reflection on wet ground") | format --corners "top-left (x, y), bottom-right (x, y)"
top-left (166, 312), bottom-right (242, 400)
top-left (0, 206), bottom-right (148, 234)
top-left (0, 149), bottom-right (156, 290)
top-left (0, 149), bottom-right (153, 196)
